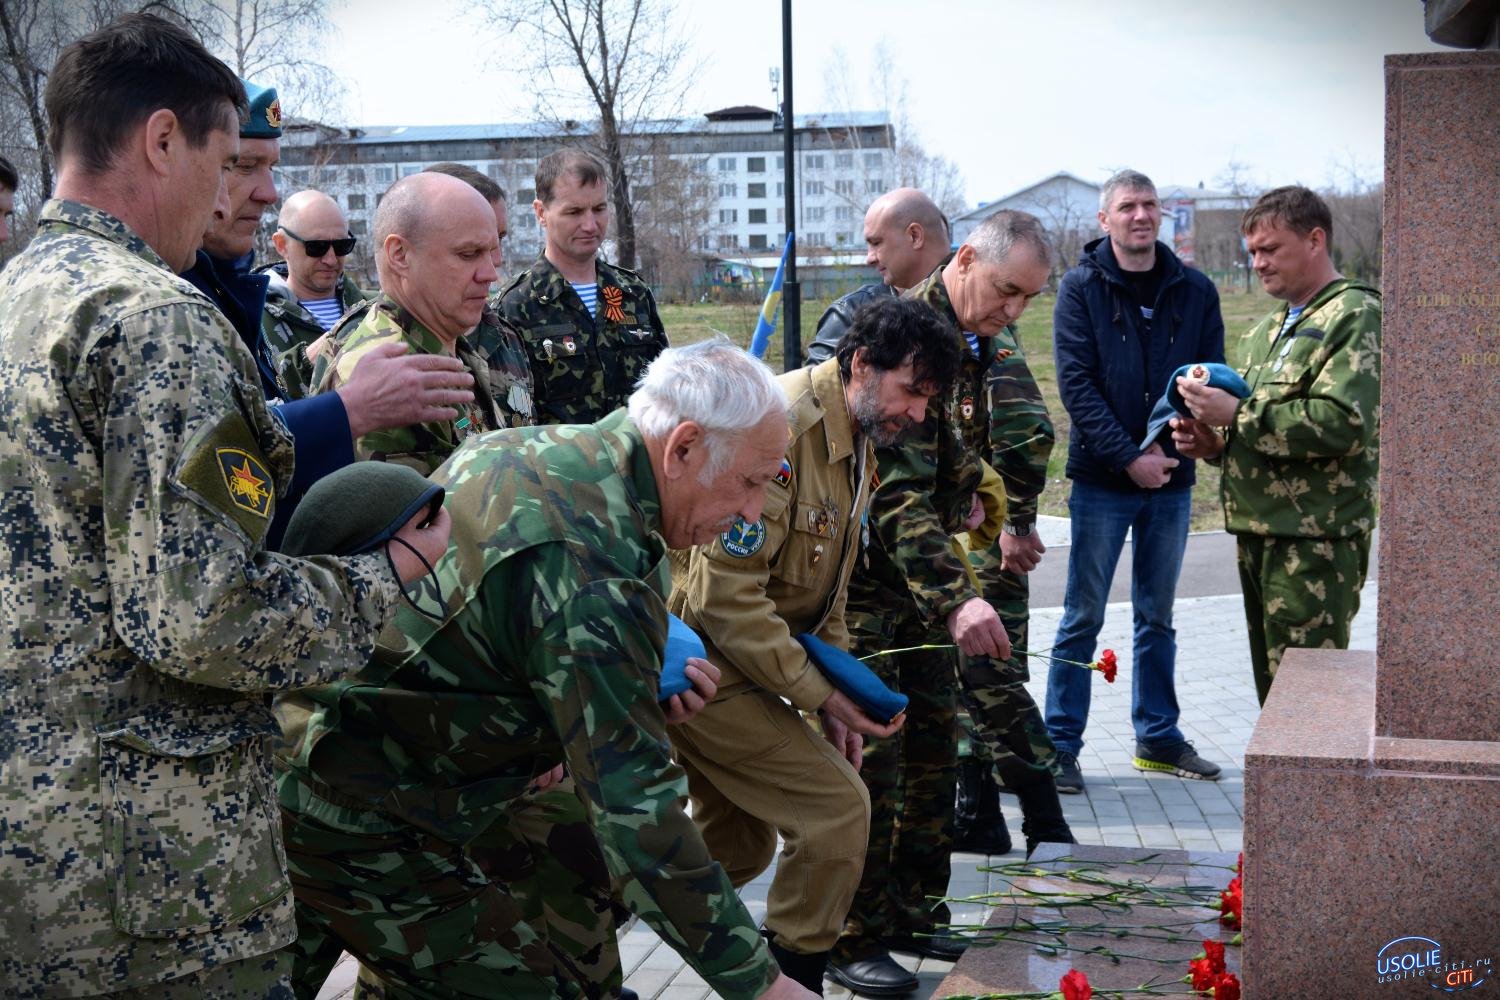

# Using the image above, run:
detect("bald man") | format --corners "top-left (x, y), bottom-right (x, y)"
top-left (261, 189), bottom-right (372, 396)
top-left (804, 188), bottom-right (950, 365)
top-left (318, 172), bottom-right (509, 473)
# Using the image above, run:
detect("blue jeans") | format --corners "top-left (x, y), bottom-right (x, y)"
top-left (1044, 480), bottom-right (1192, 756)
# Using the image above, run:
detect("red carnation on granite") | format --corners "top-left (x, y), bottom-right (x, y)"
top-left (1090, 648), bottom-right (1119, 683)
top-left (1236, 852), bottom-right (1244, 875)
top-left (1201, 938), bottom-right (1227, 974)
top-left (1058, 968), bottom-right (1092, 1000)
top-left (1213, 971), bottom-right (1242, 1000)
top-left (1188, 957), bottom-right (1218, 992)
top-left (1219, 875), bottom-right (1243, 928)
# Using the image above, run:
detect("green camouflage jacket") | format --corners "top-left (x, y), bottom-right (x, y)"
top-left (258, 264), bottom-right (371, 400)
top-left (497, 254), bottom-right (667, 424)
top-left (1222, 278), bottom-right (1381, 538)
top-left (279, 410), bottom-right (776, 999)
top-left (984, 323), bottom-right (1054, 529)
top-left (0, 200), bottom-right (399, 997)
top-left (474, 292), bottom-right (537, 428)
top-left (848, 266), bottom-right (999, 626)
top-left (326, 296), bottom-right (526, 475)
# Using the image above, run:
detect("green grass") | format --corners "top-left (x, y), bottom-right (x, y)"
top-left (659, 286), bottom-right (1279, 533)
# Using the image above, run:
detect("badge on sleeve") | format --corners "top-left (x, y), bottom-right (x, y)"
top-left (773, 457), bottom-right (793, 488)
top-left (720, 517), bottom-right (766, 558)
top-left (217, 448), bottom-right (272, 519)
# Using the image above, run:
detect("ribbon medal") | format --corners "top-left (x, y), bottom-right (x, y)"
top-left (601, 285), bottom-right (626, 324)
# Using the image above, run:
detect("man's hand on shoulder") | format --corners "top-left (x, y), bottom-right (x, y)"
top-left (1125, 442), bottom-right (1179, 489)
top-left (662, 657), bottom-right (721, 725)
top-left (1170, 416), bottom-right (1225, 461)
top-left (946, 597), bottom-right (1012, 660)
top-left (337, 341), bottom-right (476, 439)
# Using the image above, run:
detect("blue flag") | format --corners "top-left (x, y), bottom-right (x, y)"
top-left (749, 235), bottom-right (793, 360)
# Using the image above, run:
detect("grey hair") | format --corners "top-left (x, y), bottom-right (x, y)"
top-left (1099, 169), bottom-right (1157, 212)
top-left (628, 335), bottom-right (787, 483)
top-left (967, 208), bottom-right (1053, 271)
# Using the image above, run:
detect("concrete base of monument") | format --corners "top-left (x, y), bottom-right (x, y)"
top-left (933, 843), bottom-right (1241, 998)
top-left (1243, 648), bottom-right (1500, 999)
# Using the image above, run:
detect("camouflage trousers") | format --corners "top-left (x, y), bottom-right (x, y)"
top-left (831, 610), bottom-right (957, 963)
top-left (105, 950), bottom-right (293, 999)
top-left (1236, 533), bottom-right (1371, 706)
top-left (279, 777), bottom-right (615, 1000)
top-left (957, 543), bottom-right (1058, 786)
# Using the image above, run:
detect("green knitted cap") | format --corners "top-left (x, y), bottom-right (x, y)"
top-left (280, 462), bottom-right (444, 557)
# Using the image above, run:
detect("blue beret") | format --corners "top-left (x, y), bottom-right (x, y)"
top-left (241, 78), bottom-right (282, 139)
top-left (658, 614), bottom-right (703, 701)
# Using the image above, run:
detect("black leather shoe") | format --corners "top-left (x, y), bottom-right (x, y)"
top-left (883, 930), bottom-right (968, 961)
top-left (619, 991), bottom-right (639, 1000)
top-left (825, 953), bottom-right (918, 997)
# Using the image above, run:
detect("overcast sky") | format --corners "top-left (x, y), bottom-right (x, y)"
top-left (324, 0), bottom-right (1446, 205)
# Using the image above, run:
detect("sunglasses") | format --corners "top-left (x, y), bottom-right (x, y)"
top-left (281, 227), bottom-right (356, 258)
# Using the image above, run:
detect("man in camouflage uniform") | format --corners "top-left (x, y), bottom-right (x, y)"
top-left (181, 80), bottom-right (474, 549)
top-left (260, 189), bottom-right (372, 398)
top-left (671, 298), bottom-right (960, 994)
top-left (803, 187), bottom-right (949, 366)
top-left (277, 341), bottom-right (817, 1000)
top-left (1173, 186), bottom-right (1380, 705)
top-left (828, 211), bottom-right (1069, 998)
top-left (0, 16), bottom-right (448, 997)
top-left (319, 172), bottom-right (529, 472)
top-left (498, 147), bottom-right (668, 424)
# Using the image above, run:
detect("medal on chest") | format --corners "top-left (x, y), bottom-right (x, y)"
top-left (961, 395), bottom-right (975, 420)
top-left (601, 285), bottom-right (626, 324)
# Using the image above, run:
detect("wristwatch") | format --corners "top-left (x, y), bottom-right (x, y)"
top-left (1002, 522), bottom-right (1033, 538)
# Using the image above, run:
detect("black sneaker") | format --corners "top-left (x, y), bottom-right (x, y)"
top-left (1052, 751), bottom-right (1084, 794)
top-left (1132, 741), bottom-right (1222, 781)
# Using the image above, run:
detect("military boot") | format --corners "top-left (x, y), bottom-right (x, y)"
top-left (1010, 769), bottom-right (1078, 856)
top-left (951, 757), bottom-right (1013, 856)
top-left (763, 929), bottom-right (828, 996)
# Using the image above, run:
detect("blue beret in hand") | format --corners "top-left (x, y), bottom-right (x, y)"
top-left (659, 614), bottom-right (703, 702)
top-left (1140, 362), bottom-right (1252, 450)
top-left (795, 633), bottom-right (909, 724)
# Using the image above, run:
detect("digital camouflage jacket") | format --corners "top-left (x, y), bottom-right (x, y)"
top-left (278, 410), bottom-right (777, 999)
top-left (1221, 278), bottom-right (1381, 539)
top-left (497, 254), bottom-right (667, 424)
top-left (0, 201), bottom-right (398, 997)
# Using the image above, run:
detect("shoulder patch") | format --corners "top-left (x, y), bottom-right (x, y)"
top-left (773, 457), bottom-right (793, 488)
top-left (720, 517), bottom-right (766, 558)
top-left (218, 449), bottom-right (273, 518)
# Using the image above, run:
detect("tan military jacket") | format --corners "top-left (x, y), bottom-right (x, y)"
top-left (670, 360), bottom-right (874, 711)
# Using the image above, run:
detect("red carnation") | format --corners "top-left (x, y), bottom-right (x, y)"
top-left (1213, 971), bottom-right (1242, 1000)
top-left (1091, 648), bottom-right (1119, 683)
top-left (1202, 939), bottom-right (1227, 974)
top-left (1189, 957), bottom-right (1217, 992)
top-left (1220, 875), bottom-right (1243, 928)
top-left (1237, 852), bottom-right (1244, 876)
top-left (1059, 968), bottom-right (1092, 1000)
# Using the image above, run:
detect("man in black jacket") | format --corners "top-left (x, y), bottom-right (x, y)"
top-left (1044, 170), bottom-right (1225, 793)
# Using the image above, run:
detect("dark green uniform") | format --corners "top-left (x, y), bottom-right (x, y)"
top-left (497, 255), bottom-right (667, 424)
top-left (258, 265), bottom-right (371, 400)
top-left (834, 267), bottom-right (997, 962)
top-left (1220, 278), bottom-right (1381, 703)
top-left (277, 411), bottom-right (778, 1000)
top-left (958, 328), bottom-right (1059, 784)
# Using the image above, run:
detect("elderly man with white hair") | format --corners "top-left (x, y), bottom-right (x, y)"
top-left (277, 338), bottom-right (817, 1000)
